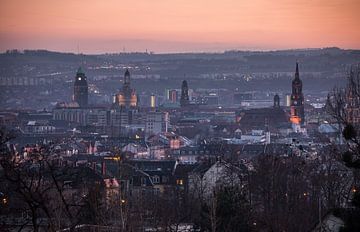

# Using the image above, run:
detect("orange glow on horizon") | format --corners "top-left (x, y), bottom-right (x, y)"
top-left (0, 0), bottom-right (359, 53)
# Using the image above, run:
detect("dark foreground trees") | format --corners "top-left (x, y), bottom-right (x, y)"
top-left (327, 64), bottom-right (360, 231)
top-left (197, 186), bottom-right (253, 232)
top-left (0, 129), bottom-right (107, 231)
top-left (250, 151), bottom-right (352, 231)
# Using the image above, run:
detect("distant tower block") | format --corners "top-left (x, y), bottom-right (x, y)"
top-left (169, 89), bottom-right (178, 103)
top-left (274, 94), bottom-right (280, 108)
top-left (285, 94), bottom-right (291, 107)
top-left (290, 62), bottom-right (305, 124)
top-left (150, 94), bottom-right (156, 108)
top-left (73, 67), bottom-right (88, 107)
top-left (180, 80), bottom-right (190, 107)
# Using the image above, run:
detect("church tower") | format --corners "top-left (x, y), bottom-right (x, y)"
top-left (274, 94), bottom-right (280, 108)
top-left (73, 67), bottom-right (88, 107)
top-left (290, 62), bottom-right (304, 124)
top-left (180, 80), bottom-right (190, 107)
top-left (114, 69), bottom-right (137, 108)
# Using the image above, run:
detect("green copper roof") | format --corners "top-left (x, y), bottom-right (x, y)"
top-left (77, 66), bottom-right (85, 75)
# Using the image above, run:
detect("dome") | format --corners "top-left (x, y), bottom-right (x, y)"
top-left (67, 102), bottom-right (80, 108)
top-left (55, 101), bottom-right (80, 108)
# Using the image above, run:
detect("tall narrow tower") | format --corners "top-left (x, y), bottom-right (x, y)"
top-left (290, 62), bottom-right (304, 124)
top-left (123, 69), bottom-right (131, 90)
top-left (180, 80), bottom-right (190, 107)
top-left (274, 94), bottom-right (280, 108)
top-left (73, 67), bottom-right (88, 107)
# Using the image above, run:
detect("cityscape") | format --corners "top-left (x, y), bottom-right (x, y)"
top-left (0, 1), bottom-right (360, 232)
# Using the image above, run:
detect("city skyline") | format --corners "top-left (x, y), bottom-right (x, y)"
top-left (1, 0), bottom-right (360, 53)
top-left (1, 1), bottom-right (360, 229)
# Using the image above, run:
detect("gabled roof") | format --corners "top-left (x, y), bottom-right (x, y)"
top-left (174, 163), bottom-right (199, 177)
top-left (126, 160), bottom-right (177, 176)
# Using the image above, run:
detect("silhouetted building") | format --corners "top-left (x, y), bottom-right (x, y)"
top-left (115, 69), bottom-right (137, 108)
top-left (274, 94), bottom-right (280, 108)
top-left (53, 102), bottom-right (109, 127)
top-left (73, 67), bottom-right (88, 107)
top-left (290, 63), bottom-right (304, 124)
top-left (237, 107), bottom-right (289, 132)
top-left (236, 93), bottom-right (290, 131)
top-left (180, 80), bottom-right (190, 107)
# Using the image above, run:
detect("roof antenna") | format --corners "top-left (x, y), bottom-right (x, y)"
top-left (77, 42), bottom-right (84, 70)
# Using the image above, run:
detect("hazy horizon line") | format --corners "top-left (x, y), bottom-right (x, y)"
top-left (1, 46), bottom-right (357, 56)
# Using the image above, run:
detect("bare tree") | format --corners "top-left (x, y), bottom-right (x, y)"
top-left (250, 154), bottom-right (322, 231)
top-left (0, 128), bottom-right (105, 231)
top-left (326, 64), bottom-right (360, 231)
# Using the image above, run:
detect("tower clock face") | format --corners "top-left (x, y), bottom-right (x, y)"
top-left (78, 77), bottom-right (82, 80)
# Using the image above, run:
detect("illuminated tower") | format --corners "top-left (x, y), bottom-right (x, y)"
top-left (150, 94), bottom-right (156, 108)
top-left (73, 67), bottom-right (88, 107)
top-left (115, 69), bottom-right (137, 108)
top-left (290, 62), bottom-right (304, 124)
top-left (180, 80), bottom-right (190, 107)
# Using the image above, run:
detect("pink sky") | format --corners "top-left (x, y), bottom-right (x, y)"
top-left (1, 0), bottom-right (359, 53)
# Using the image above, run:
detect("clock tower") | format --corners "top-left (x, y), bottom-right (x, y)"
top-left (290, 62), bottom-right (304, 124)
top-left (73, 67), bottom-right (88, 107)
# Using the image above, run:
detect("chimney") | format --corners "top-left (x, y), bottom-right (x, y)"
top-left (101, 161), bottom-right (106, 176)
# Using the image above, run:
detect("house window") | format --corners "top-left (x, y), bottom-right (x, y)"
top-left (154, 188), bottom-right (160, 195)
top-left (152, 175), bottom-right (160, 184)
top-left (141, 177), bottom-right (147, 186)
top-left (176, 179), bottom-right (184, 185)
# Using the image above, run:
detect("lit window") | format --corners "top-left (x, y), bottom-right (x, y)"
top-left (176, 179), bottom-right (184, 185)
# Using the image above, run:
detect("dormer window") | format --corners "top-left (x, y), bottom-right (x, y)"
top-left (152, 175), bottom-right (160, 184)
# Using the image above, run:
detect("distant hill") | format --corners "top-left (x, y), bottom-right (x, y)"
top-left (1, 47), bottom-right (359, 79)
top-left (1, 48), bottom-right (358, 110)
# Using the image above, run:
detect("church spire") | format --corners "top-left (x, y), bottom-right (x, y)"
top-left (77, 66), bottom-right (84, 75)
top-left (290, 61), bottom-right (304, 125)
top-left (295, 62), bottom-right (299, 80)
top-left (124, 69), bottom-right (130, 85)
